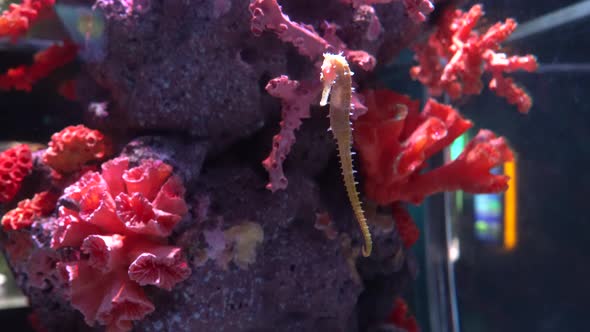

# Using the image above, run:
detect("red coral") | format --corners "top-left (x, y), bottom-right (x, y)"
top-left (391, 202), bottom-right (419, 248)
top-left (388, 297), bottom-right (419, 332)
top-left (58, 79), bottom-right (77, 101)
top-left (354, 89), bottom-right (513, 247)
top-left (354, 89), bottom-right (512, 205)
top-left (0, 41), bottom-right (78, 92)
top-left (0, 3), bottom-right (73, 94)
top-left (43, 125), bottom-right (111, 174)
top-left (2, 191), bottom-right (58, 230)
top-left (410, 5), bottom-right (538, 113)
top-left (0, 0), bottom-right (55, 40)
top-left (51, 156), bottom-right (190, 332)
top-left (0, 144), bottom-right (33, 203)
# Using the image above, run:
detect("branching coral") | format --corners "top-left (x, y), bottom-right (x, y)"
top-left (253, 2), bottom-right (525, 257)
top-left (391, 202), bottom-right (419, 248)
top-left (0, 0), bottom-right (542, 330)
top-left (42, 125), bottom-right (111, 174)
top-left (0, 41), bottom-right (78, 92)
top-left (0, 0), bottom-right (78, 93)
top-left (353, 89), bottom-right (513, 250)
top-left (1, 191), bottom-right (57, 230)
top-left (0, 0), bottom-right (55, 40)
top-left (341, 0), bottom-right (434, 23)
top-left (250, 0), bottom-right (375, 191)
top-left (387, 297), bottom-right (419, 332)
top-left (0, 144), bottom-right (33, 203)
top-left (410, 4), bottom-right (538, 113)
top-left (354, 89), bottom-right (513, 206)
top-left (262, 76), bottom-right (320, 191)
top-left (249, 0), bottom-right (375, 69)
top-left (51, 156), bottom-right (191, 332)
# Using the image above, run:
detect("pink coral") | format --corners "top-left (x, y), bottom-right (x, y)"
top-left (128, 244), bottom-right (190, 290)
top-left (342, 0), bottom-right (434, 23)
top-left (262, 76), bottom-right (320, 191)
top-left (0, 144), bottom-right (33, 203)
top-left (63, 263), bottom-right (155, 332)
top-left (249, 0), bottom-right (375, 69)
top-left (250, 0), bottom-right (376, 191)
top-left (51, 156), bottom-right (191, 332)
top-left (410, 5), bottom-right (538, 113)
top-left (43, 125), bottom-right (111, 174)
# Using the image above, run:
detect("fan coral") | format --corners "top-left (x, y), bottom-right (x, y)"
top-left (51, 156), bottom-right (191, 332)
top-left (1, 191), bottom-right (57, 230)
top-left (43, 125), bottom-right (111, 174)
top-left (410, 4), bottom-right (538, 113)
top-left (0, 144), bottom-right (33, 203)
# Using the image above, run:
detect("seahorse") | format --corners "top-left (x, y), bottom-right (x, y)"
top-left (320, 53), bottom-right (372, 257)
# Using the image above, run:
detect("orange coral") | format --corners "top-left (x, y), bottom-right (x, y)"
top-left (43, 125), bottom-right (111, 174)
top-left (2, 191), bottom-right (58, 230)
top-left (0, 144), bottom-right (33, 203)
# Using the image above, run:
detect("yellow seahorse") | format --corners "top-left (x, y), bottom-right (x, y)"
top-left (320, 53), bottom-right (372, 257)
